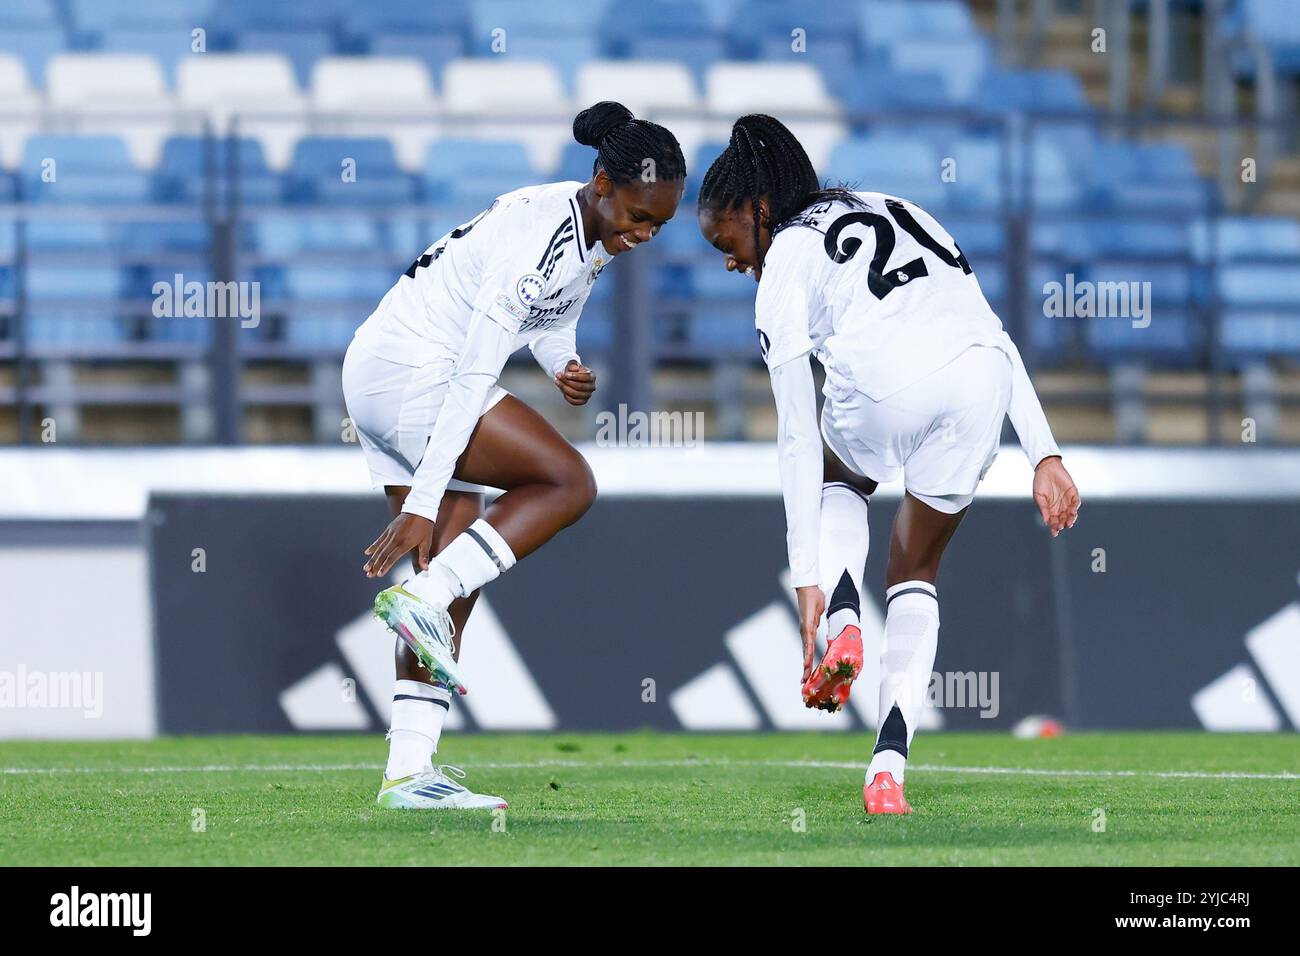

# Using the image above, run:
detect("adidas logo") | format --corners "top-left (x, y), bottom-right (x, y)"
top-left (279, 582), bottom-right (556, 731)
top-left (1192, 577), bottom-right (1300, 731)
top-left (669, 569), bottom-right (944, 732)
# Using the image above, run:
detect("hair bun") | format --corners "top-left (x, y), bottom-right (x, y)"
top-left (573, 101), bottom-right (635, 147)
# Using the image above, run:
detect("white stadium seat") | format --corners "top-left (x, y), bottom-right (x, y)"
top-left (45, 53), bottom-right (177, 167)
top-left (704, 62), bottom-right (846, 170)
top-left (177, 54), bottom-right (307, 170)
top-left (0, 54), bottom-right (43, 169)
top-left (440, 59), bottom-right (571, 172)
top-left (574, 60), bottom-right (711, 161)
top-left (310, 57), bottom-right (442, 173)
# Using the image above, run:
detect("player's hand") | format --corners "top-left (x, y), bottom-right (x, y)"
top-left (364, 512), bottom-right (435, 578)
top-left (1033, 456), bottom-right (1080, 537)
top-left (795, 585), bottom-right (826, 683)
top-left (555, 360), bottom-right (597, 406)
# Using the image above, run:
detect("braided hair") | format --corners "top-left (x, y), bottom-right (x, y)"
top-left (698, 114), bottom-right (862, 267)
top-left (573, 101), bottom-right (687, 185)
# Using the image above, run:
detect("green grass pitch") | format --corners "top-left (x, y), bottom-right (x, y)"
top-left (2, 732), bottom-right (1295, 866)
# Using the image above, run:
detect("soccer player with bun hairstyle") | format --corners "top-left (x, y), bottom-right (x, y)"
top-left (343, 101), bottom-right (685, 809)
top-left (698, 114), bottom-right (1080, 815)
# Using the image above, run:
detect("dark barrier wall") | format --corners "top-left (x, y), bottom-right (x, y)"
top-left (149, 494), bottom-right (1300, 733)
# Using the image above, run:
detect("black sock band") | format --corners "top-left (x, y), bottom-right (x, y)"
top-left (872, 703), bottom-right (909, 758)
top-left (828, 569), bottom-right (860, 618)
top-left (393, 694), bottom-right (450, 711)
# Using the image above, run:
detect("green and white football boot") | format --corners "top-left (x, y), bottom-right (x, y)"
top-left (373, 582), bottom-right (468, 696)
top-left (377, 765), bottom-right (507, 810)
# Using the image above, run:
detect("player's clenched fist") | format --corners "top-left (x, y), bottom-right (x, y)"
top-left (555, 360), bottom-right (597, 405)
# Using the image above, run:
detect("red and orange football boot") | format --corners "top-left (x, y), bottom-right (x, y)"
top-left (802, 624), bottom-right (863, 712)
top-left (864, 771), bottom-right (912, 815)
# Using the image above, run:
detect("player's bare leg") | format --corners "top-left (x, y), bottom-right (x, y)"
top-left (803, 446), bottom-right (876, 711)
top-left (865, 492), bottom-right (966, 814)
top-left (376, 393), bottom-right (595, 680)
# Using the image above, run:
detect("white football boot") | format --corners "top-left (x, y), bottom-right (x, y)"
top-left (373, 582), bottom-right (468, 695)
top-left (376, 765), bottom-right (507, 810)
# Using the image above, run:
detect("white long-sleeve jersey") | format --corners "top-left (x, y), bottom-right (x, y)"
top-left (351, 181), bottom-right (610, 521)
top-left (756, 192), bottom-right (1061, 586)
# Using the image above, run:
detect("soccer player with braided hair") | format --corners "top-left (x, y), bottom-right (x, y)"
top-left (698, 114), bottom-right (1079, 814)
top-left (343, 101), bottom-right (685, 809)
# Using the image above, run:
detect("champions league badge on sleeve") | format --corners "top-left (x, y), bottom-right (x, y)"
top-left (517, 273), bottom-right (545, 307)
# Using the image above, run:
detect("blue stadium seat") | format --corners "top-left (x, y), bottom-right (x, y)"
top-left (1219, 264), bottom-right (1300, 306)
top-left (837, 66), bottom-right (962, 118)
top-left (98, 28), bottom-right (208, 82)
top-left (502, 36), bottom-right (599, 88)
top-left (886, 36), bottom-right (991, 104)
top-left (0, 0), bottom-right (58, 27)
top-left (123, 219), bottom-right (211, 254)
top-left (1193, 217), bottom-right (1300, 262)
top-left (423, 139), bottom-right (534, 204)
top-left (251, 212), bottom-right (381, 254)
top-left (825, 135), bottom-right (946, 209)
top-left (859, 0), bottom-right (975, 46)
top-left (155, 136), bottom-right (283, 206)
top-left (0, 25), bottom-right (67, 83)
top-left (470, 0), bottom-right (592, 39)
top-left (626, 36), bottom-right (729, 81)
top-left (973, 70), bottom-right (1090, 114)
top-left (212, 0), bottom-right (343, 32)
top-left (236, 29), bottom-right (335, 85)
top-left (601, 1), bottom-right (714, 51)
top-left (344, 0), bottom-right (468, 39)
top-left (367, 33), bottom-right (465, 78)
top-left (1087, 220), bottom-right (1192, 258)
top-left (26, 220), bottom-right (119, 251)
top-left (21, 136), bottom-right (150, 204)
top-left (287, 137), bottom-right (417, 205)
top-left (70, 0), bottom-right (215, 33)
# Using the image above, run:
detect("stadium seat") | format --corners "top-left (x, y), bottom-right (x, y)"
top-left (0, 25), bottom-right (67, 89)
top-left (45, 54), bottom-right (178, 168)
top-left (286, 137), bottom-right (417, 205)
top-left (704, 63), bottom-right (846, 169)
top-left (1192, 217), bottom-right (1300, 262)
top-left (422, 138), bottom-right (534, 205)
top-left (626, 36), bottom-right (729, 83)
top-left (575, 60), bottom-right (706, 159)
top-left (0, 54), bottom-right (42, 169)
top-left (235, 29), bottom-right (336, 86)
top-left (21, 135), bottom-right (151, 204)
top-left (69, 0), bottom-right (216, 33)
top-left (310, 57), bottom-right (441, 172)
top-left (211, 0), bottom-right (341, 33)
top-left (440, 59), bottom-right (571, 172)
top-left (825, 135), bottom-right (946, 209)
top-left (97, 28), bottom-right (210, 84)
top-left (887, 36), bottom-right (991, 104)
top-left (177, 54), bottom-right (308, 170)
top-left (858, 0), bottom-right (976, 47)
top-left (367, 33), bottom-right (465, 83)
top-left (154, 135), bottom-right (283, 206)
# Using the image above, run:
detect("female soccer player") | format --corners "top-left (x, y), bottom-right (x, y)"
top-left (697, 115), bottom-right (1079, 815)
top-left (342, 101), bottom-right (686, 809)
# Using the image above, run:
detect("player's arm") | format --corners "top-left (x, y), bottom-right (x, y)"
top-left (768, 353), bottom-right (825, 679)
top-left (1000, 334), bottom-right (1080, 535)
top-left (364, 308), bottom-right (516, 576)
top-left (530, 324), bottom-right (596, 406)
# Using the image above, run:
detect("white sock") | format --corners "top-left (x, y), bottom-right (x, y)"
top-left (385, 679), bottom-right (451, 779)
top-left (403, 519), bottom-right (517, 608)
top-left (820, 482), bottom-right (870, 639)
top-left (868, 580), bottom-right (939, 784)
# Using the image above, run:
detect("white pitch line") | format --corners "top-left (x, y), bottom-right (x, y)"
top-left (1, 758), bottom-right (1296, 781)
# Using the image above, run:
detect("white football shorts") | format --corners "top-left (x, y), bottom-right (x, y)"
top-left (341, 341), bottom-right (509, 494)
top-left (821, 344), bottom-right (1012, 514)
